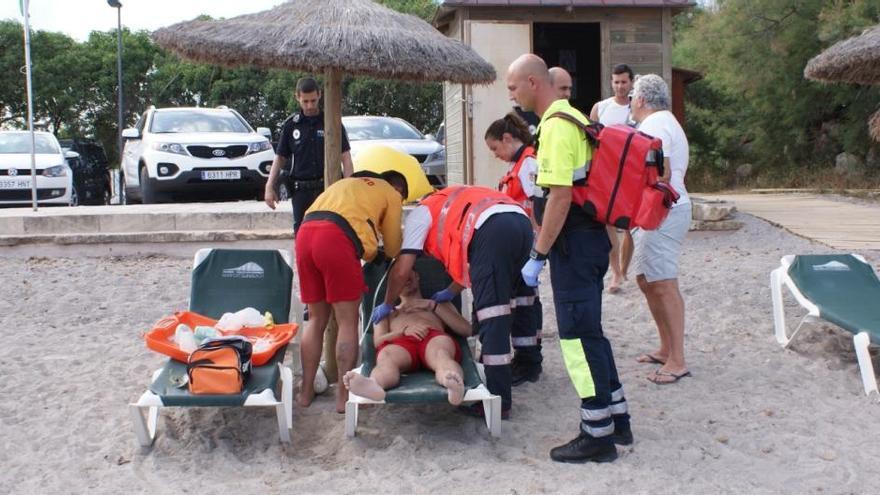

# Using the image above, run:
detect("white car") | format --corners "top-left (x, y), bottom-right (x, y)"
top-left (0, 131), bottom-right (77, 206)
top-left (121, 107), bottom-right (275, 203)
top-left (342, 116), bottom-right (446, 187)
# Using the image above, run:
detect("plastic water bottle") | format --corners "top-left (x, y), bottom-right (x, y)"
top-left (193, 325), bottom-right (219, 343)
top-left (253, 337), bottom-right (271, 354)
top-left (174, 324), bottom-right (197, 354)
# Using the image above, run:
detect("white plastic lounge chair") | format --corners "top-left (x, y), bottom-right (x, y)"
top-left (130, 248), bottom-right (296, 447)
top-left (770, 254), bottom-right (880, 396)
top-left (345, 256), bottom-right (502, 438)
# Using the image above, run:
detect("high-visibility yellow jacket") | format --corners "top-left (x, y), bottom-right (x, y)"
top-left (304, 177), bottom-right (403, 261)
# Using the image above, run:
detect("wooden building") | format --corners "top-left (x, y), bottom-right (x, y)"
top-left (433, 0), bottom-right (695, 187)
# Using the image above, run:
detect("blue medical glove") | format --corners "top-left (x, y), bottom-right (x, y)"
top-left (371, 303), bottom-right (394, 325)
top-left (521, 258), bottom-right (546, 287)
top-left (431, 288), bottom-right (456, 303)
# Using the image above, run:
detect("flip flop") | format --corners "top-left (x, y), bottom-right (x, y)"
top-left (635, 353), bottom-right (666, 365)
top-left (647, 370), bottom-right (691, 385)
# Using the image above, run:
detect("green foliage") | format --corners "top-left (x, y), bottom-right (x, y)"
top-left (0, 0), bottom-right (444, 163)
top-left (674, 0), bottom-right (880, 190)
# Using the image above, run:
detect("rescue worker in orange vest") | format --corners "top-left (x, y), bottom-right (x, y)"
top-left (372, 185), bottom-right (536, 418)
top-left (484, 112), bottom-right (544, 386)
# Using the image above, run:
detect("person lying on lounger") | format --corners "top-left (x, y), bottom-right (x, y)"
top-left (343, 270), bottom-right (472, 405)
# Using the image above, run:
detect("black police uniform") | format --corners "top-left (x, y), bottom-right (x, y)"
top-left (276, 111), bottom-right (351, 234)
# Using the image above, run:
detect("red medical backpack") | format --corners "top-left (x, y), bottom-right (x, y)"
top-left (547, 113), bottom-right (679, 230)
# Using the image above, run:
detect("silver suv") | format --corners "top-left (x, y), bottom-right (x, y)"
top-left (121, 107), bottom-right (275, 203)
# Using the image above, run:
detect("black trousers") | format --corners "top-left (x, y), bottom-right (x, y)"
top-left (291, 187), bottom-right (322, 236)
top-left (468, 212), bottom-right (534, 410)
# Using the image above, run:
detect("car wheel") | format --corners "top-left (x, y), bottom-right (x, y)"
top-left (69, 186), bottom-right (79, 207)
top-left (139, 166), bottom-right (158, 204)
top-left (102, 181), bottom-right (111, 205)
top-left (278, 182), bottom-right (290, 201)
top-left (119, 172), bottom-right (131, 204)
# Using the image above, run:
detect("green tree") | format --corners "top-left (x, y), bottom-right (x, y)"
top-left (0, 20), bottom-right (27, 127)
top-left (674, 0), bottom-right (880, 188)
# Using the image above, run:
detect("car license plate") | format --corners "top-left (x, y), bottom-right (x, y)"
top-left (201, 170), bottom-right (241, 180)
top-left (0, 178), bottom-right (31, 189)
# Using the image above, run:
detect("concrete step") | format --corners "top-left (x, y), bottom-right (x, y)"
top-left (0, 201), bottom-right (291, 237)
top-left (0, 229), bottom-right (292, 247)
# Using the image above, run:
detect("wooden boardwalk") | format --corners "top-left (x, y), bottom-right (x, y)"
top-left (696, 193), bottom-right (880, 251)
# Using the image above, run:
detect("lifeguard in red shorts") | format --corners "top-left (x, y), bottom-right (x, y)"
top-left (296, 171), bottom-right (408, 413)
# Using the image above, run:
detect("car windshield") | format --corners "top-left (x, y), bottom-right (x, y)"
top-left (0, 133), bottom-right (60, 154)
top-left (150, 111), bottom-right (250, 134)
top-left (344, 118), bottom-right (423, 141)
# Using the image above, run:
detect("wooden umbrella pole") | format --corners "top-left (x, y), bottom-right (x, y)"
top-left (321, 68), bottom-right (344, 383)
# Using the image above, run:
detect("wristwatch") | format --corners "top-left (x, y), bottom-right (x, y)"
top-left (530, 248), bottom-right (548, 261)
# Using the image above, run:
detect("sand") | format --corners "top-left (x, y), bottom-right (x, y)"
top-left (1, 213), bottom-right (879, 494)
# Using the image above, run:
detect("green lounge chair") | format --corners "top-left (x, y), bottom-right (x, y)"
top-left (344, 256), bottom-right (502, 438)
top-left (130, 248), bottom-right (296, 446)
top-left (771, 254), bottom-right (880, 396)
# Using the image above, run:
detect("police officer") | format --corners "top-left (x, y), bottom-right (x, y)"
top-left (264, 77), bottom-right (354, 235)
top-left (372, 185), bottom-right (535, 419)
top-left (508, 54), bottom-right (631, 464)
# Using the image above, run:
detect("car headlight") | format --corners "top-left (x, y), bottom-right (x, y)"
top-left (425, 150), bottom-right (445, 163)
top-left (247, 141), bottom-right (273, 154)
top-left (42, 165), bottom-right (68, 177)
top-left (151, 142), bottom-right (187, 155)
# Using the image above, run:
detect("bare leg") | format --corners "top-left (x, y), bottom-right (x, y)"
top-left (636, 275), bottom-right (669, 363)
top-left (606, 226), bottom-right (623, 293)
top-left (298, 301), bottom-right (331, 407)
top-left (322, 311), bottom-right (338, 382)
top-left (621, 230), bottom-right (634, 280)
top-left (644, 278), bottom-right (687, 379)
top-left (423, 335), bottom-right (465, 405)
top-left (343, 345), bottom-right (411, 401)
top-left (332, 299), bottom-right (362, 413)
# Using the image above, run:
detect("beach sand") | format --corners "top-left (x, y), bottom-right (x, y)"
top-left (2, 213), bottom-right (879, 494)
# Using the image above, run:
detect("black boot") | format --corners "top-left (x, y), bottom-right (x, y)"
top-left (610, 427), bottom-right (634, 446)
top-left (511, 362), bottom-right (542, 386)
top-left (550, 432), bottom-right (618, 464)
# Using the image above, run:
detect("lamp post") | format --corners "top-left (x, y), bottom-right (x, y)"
top-left (108, 0), bottom-right (123, 201)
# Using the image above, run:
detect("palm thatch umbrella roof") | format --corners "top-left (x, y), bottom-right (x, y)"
top-left (870, 109), bottom-right (880, 142)
top-left (152, 0), bottom-right (495, 84)
top-left (804, 24), bottom-right (880, 85)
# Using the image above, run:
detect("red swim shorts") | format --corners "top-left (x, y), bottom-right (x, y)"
top-left (377, 328), bottom-right (462, 371)
top-left (295, 220), bottom-right (367, 304)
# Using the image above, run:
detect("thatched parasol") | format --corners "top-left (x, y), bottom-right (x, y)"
top-left (153, 0), bottom-right (496, 187)
top-left (804, 24), bottom-right (880, 85)
top-left (870, 109), bottom-right (880, 142)
top-left (805, 24), bottom-right (880, 142)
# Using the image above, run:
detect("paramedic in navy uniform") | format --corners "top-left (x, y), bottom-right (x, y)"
top-left (264, 77), bottom-right (354, 235)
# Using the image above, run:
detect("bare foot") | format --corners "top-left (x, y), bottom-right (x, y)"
top-left (635, 353), bottom-right (667, 365)
top-left (297, 387), bottom-right (315, 408)
top-left (336, 386), bottom-right (348, 414)
top-left (343, 371), bottom-right (386, 402)
top-left (608, 274), bottom-right (624, 294)
top-left (443, 372), bottom-right (465, 406)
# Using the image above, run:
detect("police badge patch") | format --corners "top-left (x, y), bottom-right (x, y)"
top-left (293, 129), bottom-right (301, 140)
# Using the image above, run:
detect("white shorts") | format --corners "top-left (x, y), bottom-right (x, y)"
top-left (631, 204), bottom-right (691, 282)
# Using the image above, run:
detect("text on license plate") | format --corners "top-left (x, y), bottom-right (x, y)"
top-left (0, 178), bottom-right (31, 189)
top-left (201, 170), bottom-right (241, 180)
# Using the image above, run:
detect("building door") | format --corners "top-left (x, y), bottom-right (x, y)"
top-left (533, 23), bottom-right (601, 115)
top-left (465, 21), bottom-right (531, 188)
